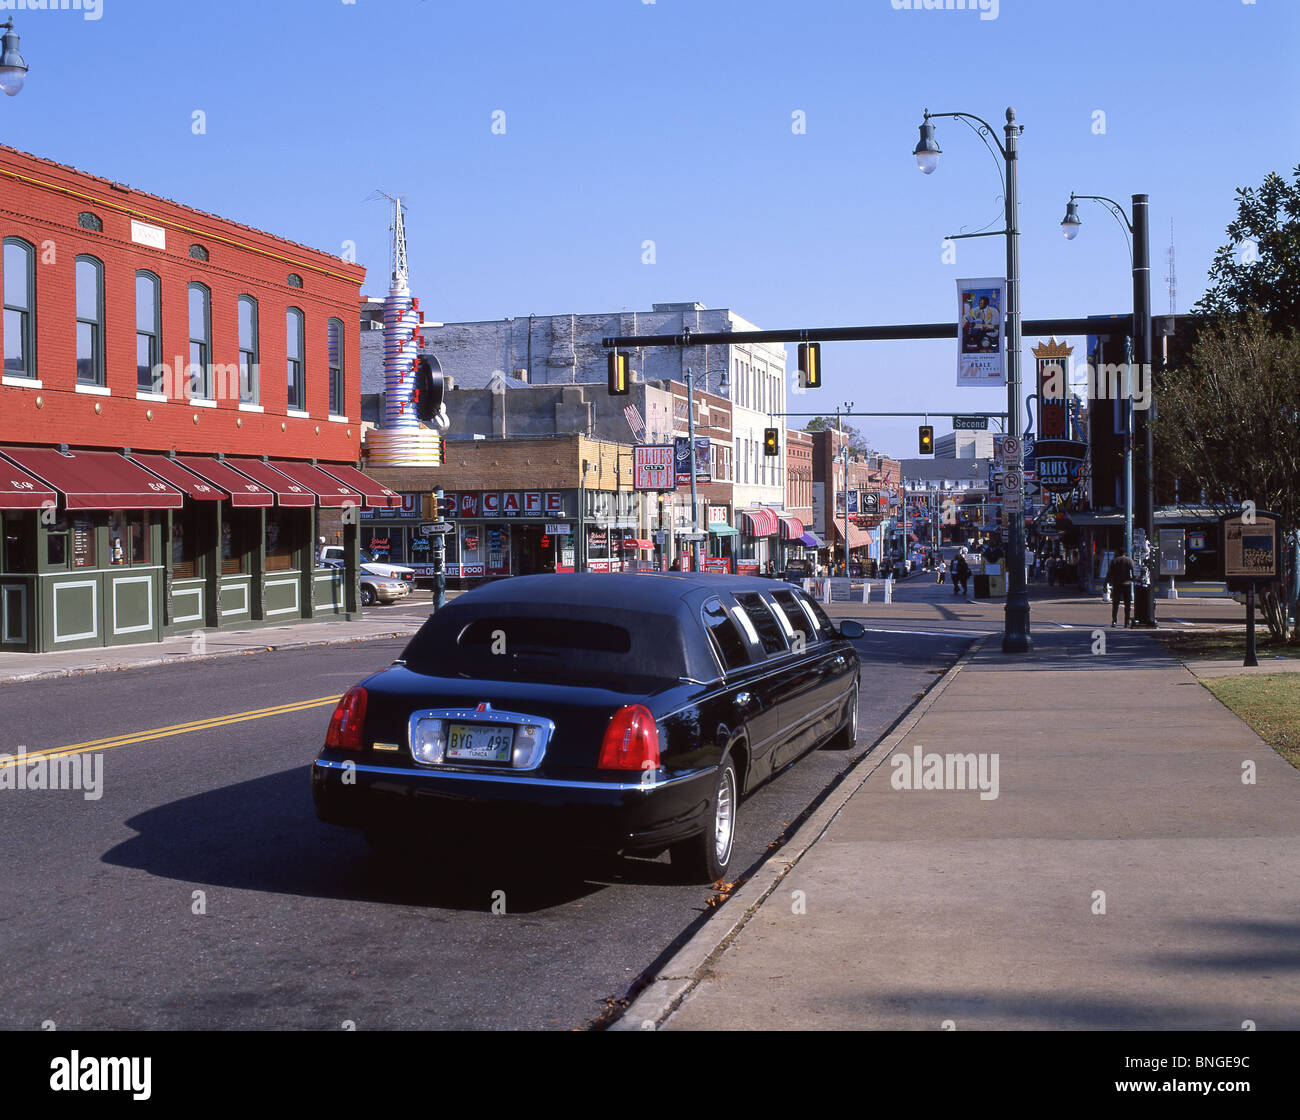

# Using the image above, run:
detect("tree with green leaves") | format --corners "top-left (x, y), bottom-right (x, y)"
top-left (802, 416), bottom-right (877, 459)
top-left (1193, 165), bottom-right (1300, 331)
top-left (1159, 315), bottom-right (1299, 641)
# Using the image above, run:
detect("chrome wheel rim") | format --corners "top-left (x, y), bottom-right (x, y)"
top-left (714, 765), bottom-right (736, 866)
top-left (849, 687), bottom-right (858, 742)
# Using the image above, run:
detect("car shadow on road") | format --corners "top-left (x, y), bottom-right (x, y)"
top-left (100, 766), bottom-right (666, 913)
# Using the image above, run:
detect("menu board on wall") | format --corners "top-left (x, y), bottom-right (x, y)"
top-left (72, 516), bottom-right (94, 568)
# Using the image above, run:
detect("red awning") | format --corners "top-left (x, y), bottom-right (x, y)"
top-left (0, 454), bottom-right (56, 509)
top-left (226, 459), bottom-right (315, 507)
top-left (0, 446), bottom-right (182, 510)
top-left (316, 463), bottom-right (400, 509)
top-left (740, 507), bottom-right (779, 536)
top-left (777, 515), bottom-right (805, 540)
top-left (129, 454), bottom-right (226, 501)
top-left (176, 456), bottom-right (274, 507)
top-left (263, 460), bottom-right (363, 508)
top-left (620, 538), bottom-right (654, 550)
top-left (828, 520), bottom-right (873, 549)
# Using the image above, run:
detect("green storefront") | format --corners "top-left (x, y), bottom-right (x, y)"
top-left (0, 447), bottom-right (387, 654)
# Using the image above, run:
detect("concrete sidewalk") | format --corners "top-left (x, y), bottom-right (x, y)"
top-left (618, 629), bottom-right (1300, 1031)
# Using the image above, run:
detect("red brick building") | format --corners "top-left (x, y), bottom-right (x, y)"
top-left (0, 144), bottom-right (387, 652)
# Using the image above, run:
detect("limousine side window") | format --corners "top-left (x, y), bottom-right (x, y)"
top-left (702, 597), bottom-right (751, 672)
top-left (733, 592), bottom-right (789, 656)
top-left (794, 590), bottom-right (836, 639)
top-left (771, 588), bottom-right (818, 647)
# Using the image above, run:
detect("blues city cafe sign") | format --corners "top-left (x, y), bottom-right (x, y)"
top-left (443, 491), bottom-right (566, 518)
top-left (1032, 339), bottom-right (1087, 495)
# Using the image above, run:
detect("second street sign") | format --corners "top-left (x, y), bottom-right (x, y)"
top-left (953, 415), bottom-right (989, 431)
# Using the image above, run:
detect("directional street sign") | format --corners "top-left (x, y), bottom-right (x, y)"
top-left (421, 521), bottom-right (453, 535)
top-left (953, 415), bottom-right (989, 431)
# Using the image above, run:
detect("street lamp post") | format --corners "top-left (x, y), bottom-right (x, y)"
top-left (915, 107), bottom-right (1031, 652)
top-left (1061, 192), bottom-right (1156, 626)
top-left (838, 401), bottom-right (854, 576)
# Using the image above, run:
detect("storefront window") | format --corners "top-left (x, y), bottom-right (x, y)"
top-left (106, 512), bottom-right (148, 565)
top-left (2, 512), bottom-right (32, 572)
top-left (46, 512), bottom-right (68, 567)
top-left (266, 508), bottom-right (300, 572)
top-left (221, 514), bottom-right (245, 574)
top-left (172, 511), bottom-right (197, 579)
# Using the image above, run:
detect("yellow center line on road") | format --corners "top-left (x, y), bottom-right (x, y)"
top-left (0, 693), bottom-right (343, 769)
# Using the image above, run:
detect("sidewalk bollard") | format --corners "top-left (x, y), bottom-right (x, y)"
top-left (862, 581), bottom-right (871, 604)
top-left (1165, 578), bottom-right (1179, 600)
top-left (884, 577), bottom-right (893, 604)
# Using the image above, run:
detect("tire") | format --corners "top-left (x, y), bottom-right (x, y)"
top-left (671, 754), bottom-right (738, 884)
top-left (360, 584), bottom-right (375, 607)
top-left (827, 682), bottom-right (859, 751)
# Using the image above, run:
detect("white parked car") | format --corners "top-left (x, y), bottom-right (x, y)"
top-left (319, 545), bottom-right (415, 584)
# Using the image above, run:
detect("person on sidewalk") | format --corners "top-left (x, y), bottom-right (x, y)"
top-left (1106, 551), bottom-right (1136, 627)
top-left (936, 559), bottom-right (947, 585)
top-left (953, 552), bottom-right (970, 596)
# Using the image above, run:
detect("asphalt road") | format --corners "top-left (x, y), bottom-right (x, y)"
top-left (0, 622), bottom-right (969, 1031)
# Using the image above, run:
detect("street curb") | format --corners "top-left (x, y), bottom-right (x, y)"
top-left (609, 634), bottom-right (988, 1032)
top-left (0, 626), bottom-right (421, 685)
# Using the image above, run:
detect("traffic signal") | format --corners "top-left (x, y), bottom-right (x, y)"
top-left (918, 425), bottom-right (934, 454)
top-left (436, 493), bottom-right (455, 519)
top-left (763, 428), bottom-right (779, 457)
top-left (798, 342), bottom-right (821, 388)
top-left (607, 350), bottom-right (630, 395)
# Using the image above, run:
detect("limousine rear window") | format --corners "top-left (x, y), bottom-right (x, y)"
top-left (457, 617), bottom-right (632, 654)
top-left (734, 592), bottom-right (788, 656)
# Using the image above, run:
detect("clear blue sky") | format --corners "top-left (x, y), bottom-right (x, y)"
top-left (4, 0), bottom-right (1296, 457)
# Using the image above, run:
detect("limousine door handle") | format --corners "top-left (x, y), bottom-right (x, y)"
top-left (734, 691), bottom-right (754, 709)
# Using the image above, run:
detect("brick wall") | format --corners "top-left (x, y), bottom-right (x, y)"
top-left (0, 144), bottom-right (365, 462)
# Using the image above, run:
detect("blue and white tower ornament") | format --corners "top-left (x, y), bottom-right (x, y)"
top-left (366, 195), bottom-right (445, 467)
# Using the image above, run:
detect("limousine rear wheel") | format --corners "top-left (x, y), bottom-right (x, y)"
top-left (829, 683), bottom-right (859, 750)
top-left (672, 755), bottom-right (737, 883)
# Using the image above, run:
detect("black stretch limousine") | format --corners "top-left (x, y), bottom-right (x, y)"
top-left (312, 573), bottom-right (863, 882)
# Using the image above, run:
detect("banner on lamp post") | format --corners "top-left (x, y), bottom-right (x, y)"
top-left (957, 277), bottom-right (1007, 387)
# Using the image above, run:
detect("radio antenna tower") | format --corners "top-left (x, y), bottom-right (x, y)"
top-left (366, 189), bottom-right (409, 292)
top-left (1164, 219), bottom-right (1177, 319)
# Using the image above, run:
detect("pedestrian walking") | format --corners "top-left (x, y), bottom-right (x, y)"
top-left (1106, 551), bottom-right (1136, 627)
top-left (953, 552), bottom-right (970, 596)
top-left (936, 559), bottom-right (946, 585)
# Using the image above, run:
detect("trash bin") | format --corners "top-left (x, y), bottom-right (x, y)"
top-left (973, 574), bottom-right (991, 598)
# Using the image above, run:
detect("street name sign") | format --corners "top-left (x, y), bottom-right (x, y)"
top-left (953, 415), bottom-right (988, 431)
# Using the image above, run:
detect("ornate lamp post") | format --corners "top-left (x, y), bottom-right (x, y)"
top-left (1061, 192), bottom-right (1156, 626)
top-left (915, 107), bottom-right (1031, 652)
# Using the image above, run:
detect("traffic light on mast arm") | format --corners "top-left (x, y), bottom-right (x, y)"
top-left (763, 428), bottom-right (780, 457)
top-left (798, 342), bottom-right (821, 388)
top-left (607, 350), bottom-right (630, 395)
top-left (918, 425), bottom-right (934, 454)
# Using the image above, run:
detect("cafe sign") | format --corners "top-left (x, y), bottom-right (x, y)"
top-left (634, 445), bottom-right (677, 491)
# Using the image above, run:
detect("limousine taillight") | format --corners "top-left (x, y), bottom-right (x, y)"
top-left (325, 686), bottom-right (368, 750)
top-left (597, 704), bottom-right (660, 772)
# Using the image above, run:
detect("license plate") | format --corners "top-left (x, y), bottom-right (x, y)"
top-left (446, 723), bottom-right (514, 763)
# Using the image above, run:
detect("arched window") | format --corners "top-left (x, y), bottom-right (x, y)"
top-left (188, 283), bottom-right (211, 400)
top-left (2, 237), bottom-right (36, 379)
top-left (327, 317), bottom-right (344, 416)
top-left (135, 271), bottom-right (161, 393)
top-left (287, 273), bottom-right (303, 289)
top-left (286, 307), bottom-right (304, 411)
top-left (189, 243), bottom-right (209, 262)
top-left (77, 211), bottom-right (103, 232)
top-left (75, 255), bottom-right (105, 386)
top-left (238, 295), bottom-right (259, 404)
